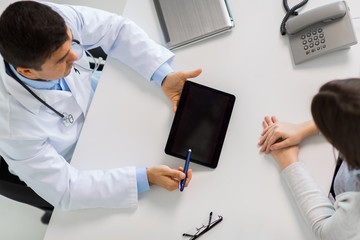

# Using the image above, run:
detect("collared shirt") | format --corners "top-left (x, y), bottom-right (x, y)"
top-left (8, 64), bottom-right (70, 91)
top-left (8, 61), bottom-right (173, 194)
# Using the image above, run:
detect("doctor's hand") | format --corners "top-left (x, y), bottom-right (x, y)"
top-left (162, 69), bottom-right (202, 112)
top-left (147, 165), bottom-right (192, 191)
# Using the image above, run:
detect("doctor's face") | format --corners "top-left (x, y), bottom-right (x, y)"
top-left (30, 28), bottom-right (78, 81)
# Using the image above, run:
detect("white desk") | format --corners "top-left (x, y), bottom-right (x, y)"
top-left (44, 0), bottom-right (360, 239)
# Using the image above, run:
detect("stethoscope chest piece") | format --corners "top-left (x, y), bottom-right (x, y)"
top-left (62, 112), bottom-right (74, 127)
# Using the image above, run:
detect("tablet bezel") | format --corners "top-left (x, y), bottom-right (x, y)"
top-left (164, 81), bottom-right (235, 168)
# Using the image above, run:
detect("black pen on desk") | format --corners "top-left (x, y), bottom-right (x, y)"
top-left (179, 149), bottom-right (191, 192)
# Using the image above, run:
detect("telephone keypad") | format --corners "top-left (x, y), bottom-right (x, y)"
top-left (301, 28), bottom-right (326, 55)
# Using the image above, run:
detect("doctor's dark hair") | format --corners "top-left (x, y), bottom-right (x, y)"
top-left (0, 1), bottom-right (69, 70)
top-left (311, 78), bottom-right (360, 170)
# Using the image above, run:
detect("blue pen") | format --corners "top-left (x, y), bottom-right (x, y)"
top-left (180, 149), bottom-right (191, 192)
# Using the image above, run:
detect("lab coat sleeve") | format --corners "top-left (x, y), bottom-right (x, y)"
top-left (47, 2), bottom-right (174, 81)
top-left (0, 138), bottom-right (138, 210)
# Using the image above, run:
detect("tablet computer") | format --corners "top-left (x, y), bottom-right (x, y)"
top-left (165, 81), bottom-right (235, 168)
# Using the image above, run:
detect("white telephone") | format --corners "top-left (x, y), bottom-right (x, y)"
top-left (283, 1), bottom-right (357, 65)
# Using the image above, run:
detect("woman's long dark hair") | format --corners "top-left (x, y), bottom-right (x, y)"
top-left (312, 78), bottom-right (360, 170)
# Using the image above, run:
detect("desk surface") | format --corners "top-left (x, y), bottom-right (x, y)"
top-left (44, 0), bottom-right (360, 239)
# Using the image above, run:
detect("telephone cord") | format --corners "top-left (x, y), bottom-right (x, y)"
top-left (280, 0), bottom-right (309, 35)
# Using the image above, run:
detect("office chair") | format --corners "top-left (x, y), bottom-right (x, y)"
top-left (87, 47), bottom-right (107, 71)
top-left (0, 156), bottom-right (54, 224)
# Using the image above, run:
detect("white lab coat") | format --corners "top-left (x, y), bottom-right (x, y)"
top-left (0, 2), bottom-right (174, 210)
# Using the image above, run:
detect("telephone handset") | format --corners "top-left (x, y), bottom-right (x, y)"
top-left (283, 1), bottom-right (357, 65)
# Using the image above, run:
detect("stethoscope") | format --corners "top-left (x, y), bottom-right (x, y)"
top-left (4, 40), bottom-right (101, 127)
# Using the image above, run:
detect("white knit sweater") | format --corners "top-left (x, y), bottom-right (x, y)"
top-left (282, 162), bottom-right (360, 240)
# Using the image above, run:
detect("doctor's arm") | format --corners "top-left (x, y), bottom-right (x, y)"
top-left (55, 3), bottom-right (202, 111)
top-left (54, 3), bottom-right (174, 80)
top-left (1, 137), bottom-right (191, 210)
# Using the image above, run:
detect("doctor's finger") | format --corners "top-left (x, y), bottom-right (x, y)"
top-left (167, 168), bottom-right (186, 180)
top-left (164, 180), bottom-right (180, 191)
top-left (173, 100), bottom-right (179, 113)
top-left (178, 167), bottom-right (192, 187)
top-left (182, 68), bottom-right (202, 80)
top-left (185, 169), bottom-right (192, 187)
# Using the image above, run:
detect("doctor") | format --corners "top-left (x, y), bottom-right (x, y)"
top-left (0, 1), bottom-right (201, 210)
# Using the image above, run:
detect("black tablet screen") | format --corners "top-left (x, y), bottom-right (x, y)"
top-left (165, 81), bottom-right (235, 168)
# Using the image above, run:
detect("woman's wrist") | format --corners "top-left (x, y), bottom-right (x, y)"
top-left (300, 120), bottom-right (319, 139)
top-left (279, 157), bottom-right (299, 170)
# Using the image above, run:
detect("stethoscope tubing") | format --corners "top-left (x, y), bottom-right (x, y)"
top-left (4, 60), bottom-right (65, 119)
top-left (3, 40), bottom-right (99, 127)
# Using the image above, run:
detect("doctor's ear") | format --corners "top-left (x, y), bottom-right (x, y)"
top-left (16, 67), bottom-right (40, 80)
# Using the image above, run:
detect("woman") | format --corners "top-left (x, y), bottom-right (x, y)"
top-left (258, 78), bottom-right (360, 239)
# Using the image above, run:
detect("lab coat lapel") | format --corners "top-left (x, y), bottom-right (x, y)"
top-left (64, 66), bottom-right (93, 115)
top-left (0, 59), bottom-right (73, 115)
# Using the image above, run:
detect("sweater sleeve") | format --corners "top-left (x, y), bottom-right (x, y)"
top-left (281, 162), bottom-right (360, 240)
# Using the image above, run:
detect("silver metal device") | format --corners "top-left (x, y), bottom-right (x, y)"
top-left (286, 1), bottom-right (357, 65)
top-left (153, 0), bottom-right (234, 49)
